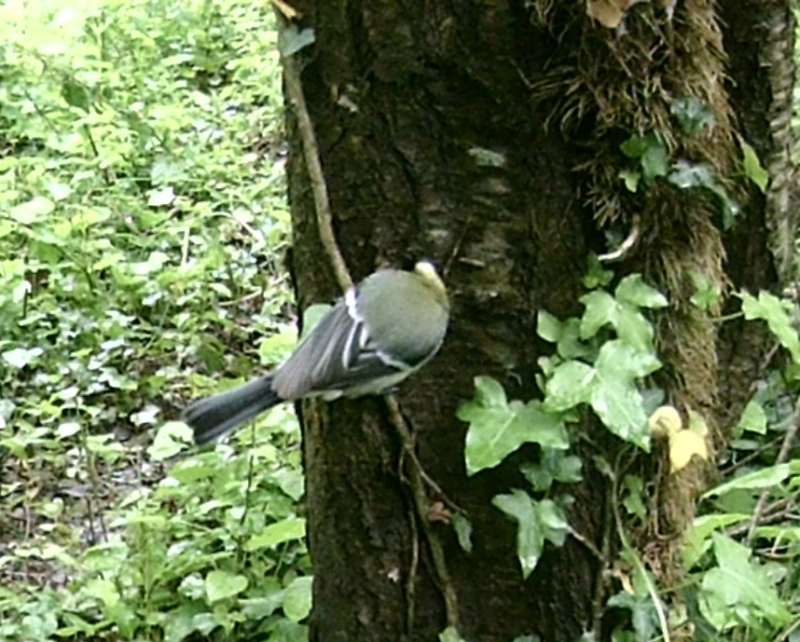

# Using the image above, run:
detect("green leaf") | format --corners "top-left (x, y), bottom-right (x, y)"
top-left (10, 196), bottom-right (55, 224)
top-left (590, 341), bottom-right (660, 450)
top-left (459, 377), bottom-right (569, 475)
top-left (736, 399), bottom-right (767, 436)
top-left (689, 270), bottom-right (721, 310)
top-left (61, 78), bottom-right (91, 112)
top-left (620, 132), bottom-right (669, 181)
top-left (493, 490), bottom-right (540, 579)
top-left (595, 339), bottom-right (661, 381)
top-left (582, 255), bottom-right (614, 289)
top-left (619, 168), bottom-right (641, 192)
top-left (615, 274), bottom-right (668, 309)
top-left (580, 290), bottom-right (618, 339)
top-left (641, 142), bottom-right (669, 182)
top-left (621, 475), bottom-right (646, 519)
top-left (671, 97), bottom-right (715, 135)
top-left (702, 463), bottom-right (790, 498)
top-left (280, 26), bottom-right (316, 57)
top-left (739, 291), bottom-right (800, 364)
top-left (700, 533), bottom-right (790, 628)
top-left (740, 140), bottom-right (769, 192)
top-left (544, 360), bottom-right (595, 412)
top-left (282, 576), bottom-right (313, 622)
top-left (607, 589), bottom-right (659, 642)
top-left (439, 627), bottom-right (466, 642)
top-left (246, 517), bottom-right (307, 551)
top-left (148, 421), bottom-right (192, 461)
top-left (452, 513), bottom-right (473, 554)
top-left (537, 310), bottom-right (563, 343)
top-left (521, 449), bottom-right (583, 492)
top-left (493, 491), bottom-right (568, 579)
top-left (614, 305), bottom-right (656, 352)
top-left (2, 346), bottom-right (43, 369)
top-left (557, 318), bottom-right (594, 360)
top-left (668, 160), bottom-right (740, 229)
top-left (204, 570), bottom-right (248, 603)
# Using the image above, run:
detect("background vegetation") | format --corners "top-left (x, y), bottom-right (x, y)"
top-left (1, 1), bottom-right (799, 641)
top-left (0, 1), bottom-right (310, 640)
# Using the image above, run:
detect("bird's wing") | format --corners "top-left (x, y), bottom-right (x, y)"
top-left (271, 300), bottom-right (406, 399)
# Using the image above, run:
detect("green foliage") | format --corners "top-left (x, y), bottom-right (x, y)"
top-left (676, 280), bottom-right (800, 642)
top-left (459, 376), bottom-right (569, 476)
top-left (458, 265), bottom-right (663, 578)
top-left (492, 491), bottom-right (569, 580)
top-left (0, 1), bottom-right (308, 641)
top-left (739, 290), bottom-right (800, 364)
top-left (739, 139), bottom-right (769, 193)
top-left (617, 108), bottom-right (742, 229)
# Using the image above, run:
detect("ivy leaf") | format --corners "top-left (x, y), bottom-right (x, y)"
top-left (671, 97), bottom-right (715, 135)
top-left (739, 291), bottom-right (800, 364)
top-left (621, 475), bottom-right (646, 519)
top-left (580, 290), bottom-right (618, 339)
top-left (282, 576), bottom-right (313, 622)
top-left (280, 26), bottom-right (316, 57)
top-left (537, 310), bottom-right (564, 343)
top-left (439, 627), bottom-right (466, 642)
top-left (61, 78), bottom-right (91, 112)
top-left (544, 360), bottom-right (595, 412)
top-left (700, 533), bottom-right (790, 628)
top-left (668, 160), bottom-right (740, 229)
top-left (740, 140), bottom-right (769, 193)
top-left (736, 399), bottom-right (767, 436)
top-left (607, 588), bottom-right (659, 642)
top-left (615, 274), bottom-right (668, 309)
top-left (689, 270), bottom-right (721, 310)
top-left (590, 341), bottom-right (660, 450)
top-left (493, 491), bottom-right (568, 579)
top-left (205, 570), bottom-right (248, 603)
top-left (620, 133), bottom-right (668, 183)
top-left (595, 339), bottom-right (662, 381)
top-left (521, 449), bottom-right (583, 492)
top-left (2, 346), bottom-right (43, 369)
top-left (702, 463), bottom-right (791, 498)
top-left (246, 517), bottom-right (306, 551)
top-left (459, 377), bottom-right (569, 475)
top-left (614, 305), bottom-right (656, 352)
top-left (619, 168), bottom-right (641, 192)
top-left (452, 513), bottom-right (473, 553)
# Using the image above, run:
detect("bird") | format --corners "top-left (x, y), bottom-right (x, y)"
top-left (183, 261), bottom-right (449, 445)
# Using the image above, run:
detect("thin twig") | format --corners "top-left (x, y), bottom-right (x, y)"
top-left (589, 487), bottom-right (614, 635)
top-left (726, 497), bottom-right (793, 538)
top-left (385, 396), bottom-right (459, 630)
top-left (611, 455), bottom-right (670, 642)
top-left (276, 13), bottom-right (352, 292)
top-left (406, 504), bottom-right (419, 633)
top-left (746, 395), bottom-right (800, 545)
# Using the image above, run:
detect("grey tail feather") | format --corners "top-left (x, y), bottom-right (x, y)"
top-left (182, 375), bottom-right (283, 445)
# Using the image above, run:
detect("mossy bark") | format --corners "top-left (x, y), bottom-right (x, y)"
top-left (282, 2), bottom-right (793, 640)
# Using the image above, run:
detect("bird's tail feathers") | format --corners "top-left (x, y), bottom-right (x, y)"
top-left (183, 375), bottom-right (281, 445)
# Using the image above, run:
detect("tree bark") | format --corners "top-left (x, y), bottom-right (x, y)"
top-left (282, 2), bottom-right (794, 641)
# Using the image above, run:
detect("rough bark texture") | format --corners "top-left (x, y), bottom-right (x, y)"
top-left (281, 2), bottom-right (791, 641)
top-left (715, 0), bottom-right (797, 432)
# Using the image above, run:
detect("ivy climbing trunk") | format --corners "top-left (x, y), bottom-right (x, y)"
top-left (281, 2), bottom-right (795, 641)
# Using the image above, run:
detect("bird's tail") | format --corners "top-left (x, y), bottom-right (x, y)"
top-left (182, 375), bottom-right (282, 445)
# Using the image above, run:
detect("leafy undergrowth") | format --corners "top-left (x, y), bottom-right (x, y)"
top-left (0, 1), bottom-right (309, 641)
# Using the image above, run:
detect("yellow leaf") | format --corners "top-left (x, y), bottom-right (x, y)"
top-left (686, 407), bottom-right (709, 437)
top-left (669, 430), bottom-right (709, 472)
top-left (649, 405), bottom-right (682, 439)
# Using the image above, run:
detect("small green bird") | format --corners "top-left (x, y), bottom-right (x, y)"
top-left (183, 261), bottom-right (450, 445)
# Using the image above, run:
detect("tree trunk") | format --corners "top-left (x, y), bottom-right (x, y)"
top-left (282, 2), bottom-right (794, 641)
